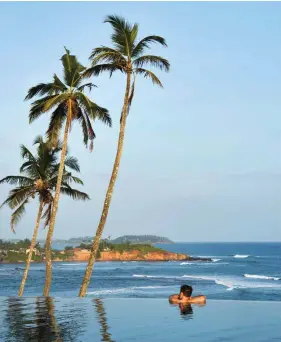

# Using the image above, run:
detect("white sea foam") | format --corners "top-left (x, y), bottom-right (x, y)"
top-left (87, 285), bottom-right (169, 296)
top-left (133, 274), bottom-right (178, 279)
top-left (132, 274), bottom-right (189, 281)
top-left (233, 255), bottom-right (249, 259)
top-left (182, 275), bottom-right (233, 290)
top-left (244, 274), bottom-right (280, 281)
top-left (182, 274), bottom-right (281, 290)
top-left (214, 280), bottom-right (234, 291)
top-left (180, 261), bottom-right (228, 266)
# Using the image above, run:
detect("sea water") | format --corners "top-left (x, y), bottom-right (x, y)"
top-left (0, 242), bottom-right (280, 300)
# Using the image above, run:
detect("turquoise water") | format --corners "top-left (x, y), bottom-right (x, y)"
top-left (0, 298), bottom-right (280, 341)
top-left (1, 243), bottom-right (280, 300)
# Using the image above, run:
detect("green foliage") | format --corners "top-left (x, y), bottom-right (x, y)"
top-left (85, 15), bottom-right (170, 112)
top-left (110, 243), bottom-right (163, 254)
top-left (76, 240), bottom-right (163, 255)
top-left (0, 138), bottom-right (89, 232)
top-left (0, 239), bottom-right (32, 250)
top-left (111, 235), bottom-right (173, 244)
top-left (25, 48), bottom-right (111, 150)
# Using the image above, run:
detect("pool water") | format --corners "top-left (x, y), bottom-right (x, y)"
top-left (0, 298), bottom-right (280, 341)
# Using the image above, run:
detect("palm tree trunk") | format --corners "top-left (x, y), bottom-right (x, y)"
top-left (43, 100), bottom-right (72, 296)
top-left (79, 73), bottom-right (131, 297)
top-left (18, 200), bottom-right (44, 297)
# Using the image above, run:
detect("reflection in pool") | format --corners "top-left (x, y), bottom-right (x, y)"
top-left (0, 298), bottom-right (280, 341)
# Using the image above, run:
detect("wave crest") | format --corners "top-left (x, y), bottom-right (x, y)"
top-left (244, 274), bottom-right (280, 281)
top-left (233, 255), bottom-right (249, 259)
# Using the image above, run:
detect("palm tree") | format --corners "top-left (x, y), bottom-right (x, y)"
top-left (79, 15), bottom-right (170, 297)
top-left (25, 48), bottom-right (111, 296)
top-left (0, 136), bottom-right (89, 296)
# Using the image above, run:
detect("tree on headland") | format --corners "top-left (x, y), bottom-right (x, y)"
top-left (0, 136), bottom-right (89, 296)
top-left (25, 48), bottom-right (111, 296)
top-left (79, 15), bottom-right (170, 297)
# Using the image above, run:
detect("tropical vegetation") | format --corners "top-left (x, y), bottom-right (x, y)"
top-left (1, 14), bottom-right (168, 297)
top-left (79, 15), bottom-right (169, 297)
top-left (25, 48), bottom-right (111, 296)
top-left (0, 137), bottom-right (89, 296)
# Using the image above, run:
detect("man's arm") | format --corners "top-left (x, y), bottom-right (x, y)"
top-left (169, 294), bottom-right (180, 303)
top-left (189, 295), bottom-right (206, 304)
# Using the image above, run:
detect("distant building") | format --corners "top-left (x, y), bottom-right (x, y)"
top-left (26, 248), bottom-right (40, 256)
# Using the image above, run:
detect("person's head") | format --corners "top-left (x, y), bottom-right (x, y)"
top-left (179, 285), bottom-right (193, 299)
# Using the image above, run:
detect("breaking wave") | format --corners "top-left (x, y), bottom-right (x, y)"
top-left (87, 285), bottom-right (170, 296)
top-left (233, 255), bottom-right (249, 259)
top-left (244, 274), bottom-right (280, 281)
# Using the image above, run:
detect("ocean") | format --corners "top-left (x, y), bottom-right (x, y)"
top-left (0, 242), bottom-right (280, 301)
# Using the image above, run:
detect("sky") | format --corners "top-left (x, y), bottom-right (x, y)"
top-left (0, 2), bottom-right (280, 242)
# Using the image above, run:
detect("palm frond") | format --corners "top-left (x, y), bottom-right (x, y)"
top-left (53, 74), bottom-right (67, 91)
top-left (20, 162), bottom-right (42, 179)
top-left (68, 176), bottom-right (84, 185)
top-left (46, 102), bottom-right (67, 148)
top-left (1, 186), bottom-right (33, 209)
top-left (29, 95), bottom-right (58, 123)
top-left (132, 35), bottom-right (167, 57)
top-left (20, 145), bottom-right (36, 161)
top-left (25, 83), bottom-right (60, 100)
top-left (89, 46), bottom-right (126, 65)
top-left (10, 198), bottom-right (29, 233)
top-left (33, 135), bottom-right (44, 146)
top-left (76, 108), bottom-right (90, 148)
top-left (64, 156), bottom-right (80, 172)
top-left (60, 187), bottom-right (90, 201)
top-left (90, 51), bottom-right (127, 68)
top-left (61, 173), bottom-right (84, 185)
top-left (0, 176), bottom-right (33, 187)
top-left (61, 47), bottom-right (85, 88)
top-left (133, 55), bottom-right (170, 72)
top-left (77, 83), bottom-right (97, 92)
top-left (76, 91), bottom-right (112, 127)
top-left (104, 15), bottom-right (136, 57)
top-left (83, 64), bottom-right (123, 78)
top-left (134, 68), bottom-right (163, 87)
top-left (43, 93), bottom-right (69, 113)
top-left (19, 145), bottom-right (41, 178)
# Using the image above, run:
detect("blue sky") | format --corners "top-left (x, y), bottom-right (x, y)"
top-left (0, 2), bottom-right (280, 241)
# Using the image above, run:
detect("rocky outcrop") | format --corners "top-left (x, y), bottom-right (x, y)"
top-left (66, 249), bottom-right (211, 262)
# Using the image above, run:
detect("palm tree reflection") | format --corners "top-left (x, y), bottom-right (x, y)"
top-left (4, 297), bottom-right (85, 341)
top-left (93, 299), bottom-right (115, 342)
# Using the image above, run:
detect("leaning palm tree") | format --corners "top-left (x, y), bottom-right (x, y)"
top-left (0, 136), bottom-right (89, 296)
top-left (25, 48), bottom-right (111, 296)
top-left (79, 15), bottom-right (170, 296)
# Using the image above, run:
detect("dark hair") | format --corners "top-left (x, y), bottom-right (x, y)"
top-left (180, 285), bottom-right (193, 297)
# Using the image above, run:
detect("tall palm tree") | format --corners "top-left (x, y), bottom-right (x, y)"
top-left (0, 136), bottom-right (89, 296)
top-left (25, 48), bottom-right (111, 296)
top-left (79, 15), bottom-right (170, 296)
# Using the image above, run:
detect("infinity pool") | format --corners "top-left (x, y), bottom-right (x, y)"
top-left (0, 298), bottom-right (280, 341)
